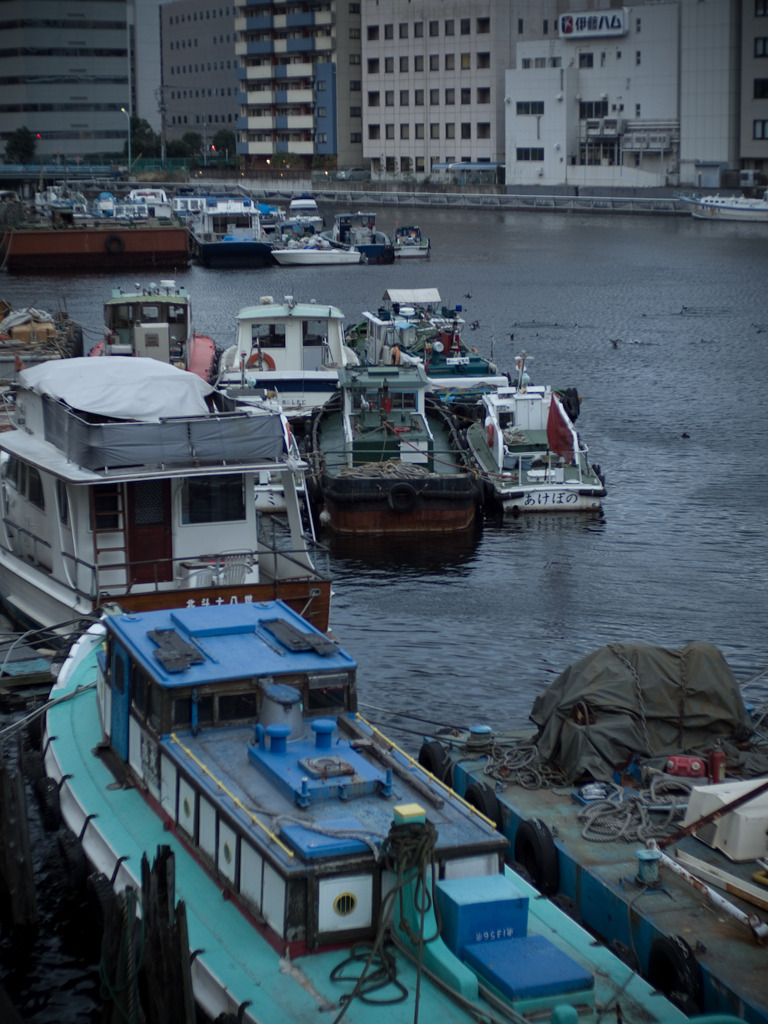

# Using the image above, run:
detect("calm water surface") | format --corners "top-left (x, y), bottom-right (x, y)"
top-left (2, 204), bottom-right (767, 1019)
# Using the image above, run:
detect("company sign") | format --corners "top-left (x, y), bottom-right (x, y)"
top-left (558, 9), bottom-right (628, 39)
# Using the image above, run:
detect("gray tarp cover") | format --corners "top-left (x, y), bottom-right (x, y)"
top-left (530, 642), bottom-right (754, 782)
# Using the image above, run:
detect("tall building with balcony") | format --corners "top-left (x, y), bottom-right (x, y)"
top-left (234, 0), bottom-right (362, 170)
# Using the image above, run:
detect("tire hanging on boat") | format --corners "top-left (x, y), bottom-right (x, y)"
top-left (418, 740), bottom-right (453, 783)
top-left (387, 481), bottom-right (417, 513)
top-left (464, 781), bottom-right (503, 829)
top-left (104, 233), bottom-right (125, 254)
top-left (513, 818), bottom-right (559, 895)
top-left (647, 935), bottom-right (703, 1015)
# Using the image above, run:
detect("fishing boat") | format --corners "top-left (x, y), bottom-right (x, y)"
top-left (419, 640), bottom-right (768, 1022)
top-left (216, 295), bottom-right (359, 421)
top-left (305, 363), bottom-right (478, 534)
top-left (321, 211), bottom-right (395, 264)
top-left (680, 190), bottom-right (768, 222)
top-left (188, 197), bottom-right (275, 268)
top-left (393, 224), bottom-right (431, 258)
top-left (464, 355), bottom-right (606, 514)
top-left (0, 300), bottom-right (83, 380)
top-left (287, 194), bottom-right (324, 229)
top-left (271, 235), bottom-right (363, 266)
top-left (346, 288), bottom-right (508, 395)
top-left (92, 279), bottom-right (217, 381)
top-left (40, 601), bottom-right (698, 1024)
top-left (0, 357), bottom-right (331, 635)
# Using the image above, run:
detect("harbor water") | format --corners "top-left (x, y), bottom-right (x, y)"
top-left (1, 202), bottom-right (767, 1019)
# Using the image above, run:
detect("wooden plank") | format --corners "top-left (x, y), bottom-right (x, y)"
top-left (675, 849), bottom-right (768, 912)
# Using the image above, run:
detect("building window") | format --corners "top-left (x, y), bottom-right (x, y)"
top-left (755, 38), bottom-right (768, 56)
top-left (477, 123), bottom-right (490, 139)
top-left (534, 57), bottom-right (546, 68)
top-left (400, 90), bottom-right (409, 105)
top-left (754, 119), bottom-right (768, 138)
top-left (516, 101), bottom-right (544, 115)
top-left (445, 88), bottom-right (455, 105)
top-left (399, 23), bottom-right (408, 38)
top-left (415, 122), bottom-right (424, 138)
top-left (415, 89), bottom-right (424, 105)
top-left (550, 56), bottom-right (562, 67)
top-left (758, 0), bottom-right (768, 15)
top-left (416, 156), bottom-right (425, 172)
top-left (518, 18), bottom-right (523, 33)
top-left (430, 54), bottom-right (439, 71)
top-left (350, 54), bottom-right (361, 65)
top-left (385, 23), bottom-right (393, 39)
top-left (635, 103), bottom-right (641, 117)
top-left (461, 53), bottom-right (471, 70)
top-left (350, 81), bottom-right (361, 91)
top-left (755, 78), bottom-right (768, 98)
top-left (460, 18), bottom-right (470, 35)
top-left (350, 106), bottom-right (361, 118)
top-left (521, 58), bottom-right (531, 69)
top-left (516, 148), bottom-right (544, 161)
top-left (579, 52), bottom-right (593, 68)
top-left (385, 91), bottom-right (394, 106)
top-left (400, 123), bottom-right (409, 139)
top-left (367, 25), bottom-right (379, 41)
top-left (477, 87), bottom-right (490, 104)
top-left (351, 132), bottom-right (362, 143)
top-left (386, 157), bottom-right (396, 172)
top-left (445, 123), bottom-right (455, 139)
top-left (429, 20), bottom-right (439, 36)
top-left (414, 22), bottom-right (424, 37)
top-left (635, 51), bottom-right (641, 65)
top-left (445, 20), bottom-right (454, 35)
top-left (414, 55), bottom-right (424, 71)
top-left (368, 91), bottom-right (380, 107)
top-left (461, 88), bottom-right (471, 104)
top-left (385, 57), bottom-right (394, 73)
top-left (461, 122), bottom-right (471, 139)
top-left (400, 56), bottom-right (409, 72)
top-left (430, 122), bottom-right (440, 138)
top-left (445, 54), bottom-right (455, 70)
top-left (369, 124), bottom-right (380, 139)
top-left (350, 27), bottom-right (360, 39)
top-left (579, 100), bottom-right (608, 118)
top-left (477, 52), bottom-right (490, 69)
top-left (368, 59), bottom-right (380, 74)
top-left (386, 123), bottom-right (394, 139)
top-left (430, 89), bottom-right (440, 105)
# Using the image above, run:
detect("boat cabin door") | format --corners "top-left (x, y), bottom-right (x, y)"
top-left (110, 642), bottom-right (131, 760)
top-left (134, 323), bottom-right (171, 362)
top-left (126, 480), bottom-right (173, 584)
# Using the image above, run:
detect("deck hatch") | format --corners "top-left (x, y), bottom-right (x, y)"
top-left (261, 618), bottom-right (338, 656)
top-left (149, 628), bottom-right (205, 673)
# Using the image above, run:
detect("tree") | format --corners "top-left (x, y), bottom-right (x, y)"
top-left (166, 138), bottom-right (192, 159)
top-left (129, 117), bottom-right (161, 160)
top-left (211, 129), bottom-right (236, 162)
top-left (4, 126), bottom-right (37, 164)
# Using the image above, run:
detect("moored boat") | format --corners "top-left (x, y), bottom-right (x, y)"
top-left (92, 279), bottom-right (217, 381)
top-left (420, 640), bottom-right (768, 1022)
top-left (188, 197), bottom-right (275, 268)
top-left (41, 602), bottom-right (698, 1024)
top-left (393, 224), bottom-right (431, 258)
top-left (464, 355), bottom-right (606, 514)
top-left (271, 235), bottom-right (362, 266)
top-left (0, 357), bottom-right (331, 634)
top-left (0, 301), bottom-right (83, 379)
top-left (679, 190), bottom-right (768, 222)
top-left (321, 211), bottom-right (395, 264)
top-left (306, 363), bottom-right (478, 534)
top-left (216, 295), bottom-right (359, 421)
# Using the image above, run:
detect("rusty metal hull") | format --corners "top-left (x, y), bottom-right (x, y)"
top-left (1, 225), bottom-right (190, 274)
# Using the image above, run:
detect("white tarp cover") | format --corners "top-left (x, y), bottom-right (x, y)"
top-left (383, 288), bottom-right (441, 306)
top-left (0, 307), bottom-right (55, 332)
top-left (19, 357), bottom-right (214, 421)
top-left (530, 642), bottom-right (754, 782)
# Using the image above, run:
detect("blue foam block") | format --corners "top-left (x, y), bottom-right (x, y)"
top-left (463, 935), bottom-right (594, 1001)
top-left (436, 873), bottom-right (529, 956)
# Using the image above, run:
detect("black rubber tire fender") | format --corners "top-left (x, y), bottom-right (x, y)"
top-left (647, 934), bottom-right (703, 1015)
top-left (104, 233), bottom-right (125, 254)
top-left (387, 481), bottom-right (417, 512)
top-left (417, 740), bottom-right (452, 783)
top-left (58, 830), bottom-right (89, 891)
top-left (464, 781), bottom-right (502, 830)
top-left (513, 818), bottom-right (559, 895)
top-left (87, 871), bottom-right (118, 929)
top-left (36, 776), bottom-right (61, 832)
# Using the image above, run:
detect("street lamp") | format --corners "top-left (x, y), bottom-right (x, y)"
top-left (120, 108), bottom-right (131, 172)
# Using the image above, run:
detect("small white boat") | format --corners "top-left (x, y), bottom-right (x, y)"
top-left (464, 355), bottom-right (606, 514)
top-left (680, 190), bottom-right (768, 222)
top-left (287, 195), bottom-right (324, 228)
top-left (394, 224), bottom-right (431, 258)
top-left (216, 295), bottom-right (360, 420)
top-left (272, 236), bottom-right (362, 266)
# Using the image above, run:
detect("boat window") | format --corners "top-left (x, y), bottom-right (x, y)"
top-left (307, 685), bottom-right (347, 713)
top-left (3, 456), bottom-right (20, 489)
top-left (147, 683), bottom-right (162, 731)
top-left (251, 322), bottom-right (286, 348)
top-left (303, 319), bottom-right (327, 347)
top-left (181, 475), bottom-right (246, 524)
top-left (173, 697), bottom-right (192, 728)
top-left (27, 467), bottom-right (45, 510)
top-left (218, 691), bottom-right (258, 722)
top-left (56, 480), bottom-right (69, 526)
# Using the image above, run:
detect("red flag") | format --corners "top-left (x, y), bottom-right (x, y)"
top-left (547, 396), bottom-right (574, 464)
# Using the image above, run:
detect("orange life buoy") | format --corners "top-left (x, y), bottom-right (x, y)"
top-left (487, 423), bottom-right (495, 447)
top-left (391, 345), bottom-right (401, 366)
top-left (246, 351), bottom-right (276, 370)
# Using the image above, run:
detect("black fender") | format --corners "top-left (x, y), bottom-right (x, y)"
top-left (464, 781), bottom-right (502, 830)
top-left (388, 481), bottom-right (417, 512)
top-left (418, 740), bottom-right (453, 783)
top-left (104, 233), bottom-right (125, 254)
top-left (513, 818), bottom-right (559, 895)
top-left (647, 935), bottom-right (703, 1014)
top-left (36, 776), bottom-right (61, 832)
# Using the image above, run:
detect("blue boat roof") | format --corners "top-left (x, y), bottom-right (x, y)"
top-left (106, 601), bottom-right (356, 689)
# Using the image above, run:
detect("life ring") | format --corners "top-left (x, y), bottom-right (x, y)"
top-left (513, 818), bottom-right (559, 895)
top-left (246, 350), bottom-right (276, 370)
top-left (104, 233), bottom-right (125, 254)
top-left (646, 935), bottom-right (703, 1014)
top-left (465, 781), bottom-right (503, 829)
top-left (418, 740), bottom-right (453, 783)
top-left (487, 423), bottom-right (495, 447)
top-left (387, 481), bottom-right (417, 512)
